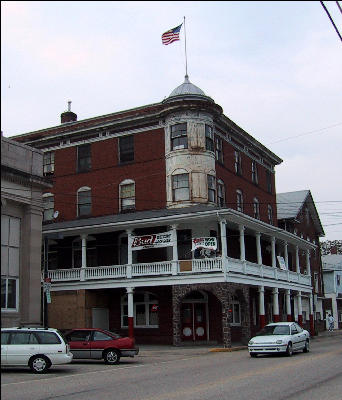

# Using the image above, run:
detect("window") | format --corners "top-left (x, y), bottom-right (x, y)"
top-left (253, 197), bottom-right (260, 219)
top-left (207, 175), bottom-right (216, 202)
top-left (9, 332), bottom-right (39, 345)
top-left (251, 160), bottom-right (258, 184)
top-left (236, 190), bottom-right (243, 212)
top-left (93, 331), bottom-right (112, 341)
top-left (67, 330), bottom-right (91, 342)
top-left (266, 170), bottom-right (273, 194)
top-left (205, 125), bottom-right (214, 152)
top-left (171, 123), bottom-right (187, 150)
top-left (231, 296), bottom-right (241, 325)
top-left (172, 173), bottom-right (190, 201)
top-left (337, 274), bottom-right (341, 286)
top-left (234, 150), bottom-right (242, 175)
top-left (267, 204), bottom-right (273, 225)
top-left (43, 151), bottom-right (55, 175)
top-left (43, 193), bottom-right (54, 221)
top-left (72, 237), bottom-right (97, 268)
top-left (35, 332), bottom-right (61, 344)
top-left (77, 187), bottom-right (91, 217)
top-left (121, 292), bottom-right (159, 328)
top-left (215, 137), bottom-right (223, 163)
top-left (77, 144), bottom-right (91, 173)
top-left (119, 135), bottom-right (134, 163)
top-left (217, 180), bottom-right (225, 207)
top-left (1, 215), bottom-right (20, 311)
top-left (120, 180), bottom-right (135, 212)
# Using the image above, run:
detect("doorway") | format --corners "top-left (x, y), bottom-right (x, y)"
top-left (181, 291), bottom-right (208, 342)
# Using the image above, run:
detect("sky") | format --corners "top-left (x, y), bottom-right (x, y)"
top-left (1, 1), bottom-right (342, 242)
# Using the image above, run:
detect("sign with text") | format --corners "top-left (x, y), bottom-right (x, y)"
top-left (131, 232), bottom-right (174, 251)
top-left (192, 237), bottom-right (217, 251)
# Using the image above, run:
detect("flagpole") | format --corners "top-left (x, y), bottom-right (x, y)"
top-left (183, 16), bottom-right (188, 77)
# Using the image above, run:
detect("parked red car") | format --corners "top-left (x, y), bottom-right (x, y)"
top-left (64, 328), bottom-right (139, 364)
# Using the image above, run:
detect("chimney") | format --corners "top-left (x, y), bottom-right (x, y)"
top-left (61, 101), bottom-right (77, 123)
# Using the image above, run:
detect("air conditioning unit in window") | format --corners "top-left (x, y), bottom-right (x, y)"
top-left (44, 165), bottom-right (54, 175)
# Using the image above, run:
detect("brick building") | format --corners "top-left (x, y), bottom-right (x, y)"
top-left (11, 76), bottom-right (324, 346)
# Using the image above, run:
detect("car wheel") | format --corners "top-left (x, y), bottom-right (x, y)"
top-left (29, 355), bottom-right (50, 373)
top-left (303, 340), bottom-right (310, 353)
top-left (286, 342), bottom-right (293, 357)
top-left (104, 349), bottom-right (120, 365)
top-left (250, 353), bottom-right (258, 358)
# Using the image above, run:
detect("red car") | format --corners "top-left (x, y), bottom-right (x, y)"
top-left (64, 328), bottom-right (139, 364)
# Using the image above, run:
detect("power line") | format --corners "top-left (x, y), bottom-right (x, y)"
top-left (320, 1), bottom-right (342, 42)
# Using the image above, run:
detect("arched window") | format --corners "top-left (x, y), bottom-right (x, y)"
top-left (217, 179), bottom-right (225, 207)
top-left (121, 292), bottom-right (159, 328)
top-left (77, 187), bottom-right (91, 217)
top-left (172, 172), bottom-right (189, 201)
top-left (267, 204), bottom-right (273, 225)
top-left (253, 197), bottom-right (260, 219)
top-left (43, 193), bottom-right (54, 221)
top-left (119, 179), bottom-right (135, 212)
top-left (236, 190), bottom-right (243, 212)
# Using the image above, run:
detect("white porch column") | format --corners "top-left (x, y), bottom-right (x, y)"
top-left (271, 236), bottom-right (276, 268)
top-left (126, 229), bottom-right (133, 278)
top-left (259, 286), bottom-right (266, 328)
top-left (297, 291), bottom-right (303, 325)
top-left (286, 289), bottom-right (292, 321)
top-left (306, 249), bottom-right (311, 276)
top-left (256, 232), bottom-right (262, 265)
top-left (126, 287), bottom-right (135, 338)
top-left (171, 224), bottom-right (178, 275)
top-left (309, 294), bottom-right (314, 336)
top-left (284, 241), bottom-right (288, 269)
top-left (80, 234), bottom-right (87, 281)
top-left (239, 225), bottom-right (245, 262)
top-left (272, 288), bottom-right (280, 322)
top-left (220, 219), bottom-right (228, 281)
top-left (295, 246), bottom-right (300, 273)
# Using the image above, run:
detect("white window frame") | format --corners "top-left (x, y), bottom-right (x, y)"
top-left (251, 160), bottom-right (258, 184)
top-left (236, 190), bottom-right (243, 212)
top-left (121, 292), bottom-right (159, 328)
top-left (77, 186), bottom-right (91, 217)
top-left (215, 137), bottom-right (223, 163)
top-left (267, 204), bottom-right (273, 225)
top-left (119, 179), bottom-right (135, 212)
top-left (234, 150), bottom-right (242, 175)
top-left (253, 197), bottom-right (260, 220)
top-left (172, 173), bottom-right (190, 201)
top-left (43, 193), bottom-right (54, 221)
top-left (231, 298), bottom-right (241, 326)
top-left (217, 179), bottom-right (225, 207)
top-left (207, 175), bottom-right (216, 203)
top-left (43, 151), bottom-right (55, 175)
top-left (205, 125), bottom-right (214, 152)
top-left (1, 277), bottom-right (19, 312)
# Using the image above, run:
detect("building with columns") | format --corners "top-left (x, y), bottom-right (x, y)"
top-left (11, 76), bottom-right (324, 346)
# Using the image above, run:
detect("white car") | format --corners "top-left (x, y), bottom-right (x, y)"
top-left (248, 322), bottom-right (310, 357)
top-left (1, 327), bottom-right (73, 373)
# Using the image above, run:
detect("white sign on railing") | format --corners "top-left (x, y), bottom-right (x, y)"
top-left (277, 256), bottom-right (287, 270)
top-left (131, 232), bottom-right (174, 251)
top-left (192, 237), bottom-right (217, 251)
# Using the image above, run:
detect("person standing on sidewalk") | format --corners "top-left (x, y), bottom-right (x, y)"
top-left (328, 314), bottom-right (335, 331)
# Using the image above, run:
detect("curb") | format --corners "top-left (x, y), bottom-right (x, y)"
top-left (209, 346), bottom-right (247, 352)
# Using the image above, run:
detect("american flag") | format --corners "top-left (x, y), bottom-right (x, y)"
top-left (161, 23), bottom-right (183, 45)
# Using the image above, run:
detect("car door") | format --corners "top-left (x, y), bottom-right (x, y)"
top-left (6, 332), bottom-right (40, 365)
top-left (90, 330), bottom-right (115, 359)
top-left (294, 323), bottom-right (307, 350)
top-left (65, 330), bottom-right (91, 359)
top-left (290, 324), bottom-right (301, 350)
top-left (1, 331), bottom-right (10, 365)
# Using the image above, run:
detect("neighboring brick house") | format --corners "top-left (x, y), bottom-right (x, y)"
top-left (321, 254), bottom-right (342, 330)
top-left (11, 76), bottom-right (319, 346)
top-left (276, 190), bottom-right (326, 333)
top-left (1, 135), bottom-right (52, 327)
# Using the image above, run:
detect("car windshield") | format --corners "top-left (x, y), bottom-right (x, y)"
top-left (103, 330), bottom-right (121, 339)
top-left (256, 325), bottom-right (290, 336)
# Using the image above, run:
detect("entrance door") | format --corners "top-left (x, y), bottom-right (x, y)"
top-left (181, 303), bottom-right (207, 341)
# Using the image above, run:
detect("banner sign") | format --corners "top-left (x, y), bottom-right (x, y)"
top-left (192, 237), bottom-right (217, 251)
top-left (277, 256), bottom-right (287, 270)
top-left (131, 232), bottom-right (174, 251)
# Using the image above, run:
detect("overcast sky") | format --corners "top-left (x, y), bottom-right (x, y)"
top-left (2, 1), bottom-right (342, 241)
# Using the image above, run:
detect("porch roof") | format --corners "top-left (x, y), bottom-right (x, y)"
top-left (43, 205), bottom-right (316, 250)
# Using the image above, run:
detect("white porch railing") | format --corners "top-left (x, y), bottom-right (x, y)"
top-left (46, 257), bottom-right (311, 286)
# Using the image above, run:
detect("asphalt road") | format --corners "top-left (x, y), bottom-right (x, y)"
top-left (1, 336), bottom-right (341, 400)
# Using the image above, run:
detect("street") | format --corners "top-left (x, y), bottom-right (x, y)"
top-left (1, 335), bottom-right (341, 400)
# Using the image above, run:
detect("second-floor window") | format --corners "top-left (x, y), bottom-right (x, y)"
top-left (172, 173), bottom-right (189, 201)
top-left (171, 123), bottom-right (187, 150)
top-left (205, 125), bottom-right (214, 152)
top-left (234, 151), bottom-right (242, 175)
top-left (77, 187), bottom-right (91, 217)
top-left (251, 160), bottom-right (258, 184)
top-left (119, 135), bottom-right (134, 163)
top-left (43, 193), bottom-right (54, 221)
top-left (215, 137), bottom-right (223, 163)
top-left (77, 144), bottom-right (91, 173)
top-left (43, 151), bottom-right (55, 175)
top-left (253, 197), bottom-right (260, 219)
top-left (236, 190), bottom-right (243, 212)
top-left (207, 175), bottom-right (216, 202)
top-left (120, 180), bottom-right (135, 212)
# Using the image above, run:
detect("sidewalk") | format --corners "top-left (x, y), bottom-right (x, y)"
top-left (312, 328), bottom-right (342, 339)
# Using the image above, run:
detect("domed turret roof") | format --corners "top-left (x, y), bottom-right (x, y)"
top-left (168, 75), bottom-right (206, 97)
